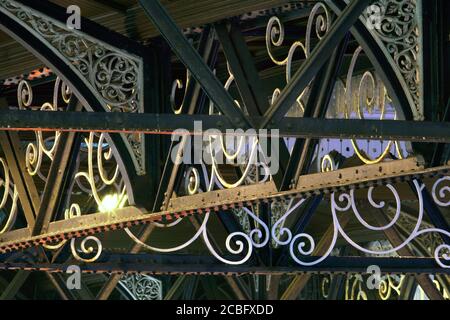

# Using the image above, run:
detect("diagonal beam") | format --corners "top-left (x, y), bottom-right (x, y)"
top-left (413, 181), bottom-right (450, 245)
top-left (0, 274), bottom-right (27, 299)
top-left (0, 101), bottom-right (91, 299)
top-left (224, 276), bottom-right (251, 300)
top-left (182, 276), bottom-right (199, 299)
top-left (260, 0), bottom-right (372, 128)
top-left (0, 132), bottom-right (37, 228)
top-left (153, 27), bottom-right (217, 212)
top-left (164, 275), bottom-right (186, 300)
top-left (138, 0), bottom-right (252, 128)
top-left (32, 97), bottom-right (82, 236)
top-left (45, 272), bottom-right (77, 300)
top-left (0, 270), bottom-right (30, 300)
top-left (279, 35), bottom-right (350, 190)
top-left (214, 20), bottom-right (291, 190)
top-left (96, 226), bottom-right (156, 300)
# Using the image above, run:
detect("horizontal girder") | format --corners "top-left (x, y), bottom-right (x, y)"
top-left (0, 158), bottom-right (448, 255)
top-left (0, 110), bottom-right (449, 142)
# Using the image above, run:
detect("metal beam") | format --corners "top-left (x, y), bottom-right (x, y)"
top-left (214, 20), bottom-right (292, 190)
top-left (164, 275), bottom-right (186, 300)
top-left (45, 273), bottom-right (78, 300)
top-left (138, 0), bottom-right (252, 128)
top-left (0, 256), bottom-right (446, 275)
top-left (1, 111), bottom-right (450, 142)
top-left (215, 21), bottom-right (268, 115)
top-left (0, 275), bottom-right (27, 300)
top-left (280, 35), bottom-right (349, 190)
top-left (32, 98), bottom-right (82, 236)
top-left (415, 181), bottom-right (450, 245)
top-left (96, 224), bottom-right (156, 300)
top-left (224, 276), bottom-right (250, 300)
top-left (153, 27), bottom-right (217, 212)
top-left (0, 131), bottom-right (37, 228)
top-left (260, 0), bottom-right (372, 128)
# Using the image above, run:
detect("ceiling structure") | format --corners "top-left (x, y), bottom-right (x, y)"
top-left (0, 0), bottom-right (448, 300)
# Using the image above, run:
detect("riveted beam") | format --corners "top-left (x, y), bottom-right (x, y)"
top-left (1, 111), bottom-right (450, 142)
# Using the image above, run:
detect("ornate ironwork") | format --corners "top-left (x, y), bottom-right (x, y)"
top-left (16, 77), bottom-right (133, 262)
top-left (0, 0), bottom-right (146, 174)
top-left (119, 274), bottom-right (162, 300)
top-left (266, 2), bottom-right (332, 117)
top-left (361, 0), bottom-right (422, 120)
top-left (125, 165), bottom-right (450, 268)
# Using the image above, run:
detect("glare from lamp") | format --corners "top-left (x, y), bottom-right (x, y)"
top-left (99, 194), bottom-right (120, 213)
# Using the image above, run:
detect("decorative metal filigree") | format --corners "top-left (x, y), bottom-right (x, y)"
top-left (345, 275), bottom-right (368, 300)
top-left (332, 45), bottom-right (406, 164)
top-left (16, 78), bottom-right (131, 263)
top-left (265, 2), bottom-right (409, 165)
top-left (266, 2), bottom-right (332, 117)
top-left (17, 78), bottom-right (67, 181)
top-left (361, 0), bottom-right (421, 120)
top-left (119, 274), bottom-right (162, 300)
top-left (0, 0), bottom-right (146, 174)
top-left (126, 169), bottom-right (450, 267)
top-left (126, 152), bottom-right (271, 264)
top-left (386, 201), bottom-right (447, 256)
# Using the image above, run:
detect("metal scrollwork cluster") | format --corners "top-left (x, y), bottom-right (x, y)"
top-left (60, 131), bottom-right (129, 262)
top-left (266, 2), bottom-right (331, 116)
top-left (16, 78), bottom-right (130, 263)
top-left (334, 45), bottom-right (405, 164)
top-left (127, 168), bottom-right (450, 268)
top-left (18, 78), bottom-right (68, 181)
top-left (126, 147), bottom-right (271, 265)
top-left (362, 0), bottom-right (421, 120)
top-left (0, 0), bottom-right (145, 174)
top-left (138, 61), bottom-right (276, 262)
top-left (119, 274), bottom-right (163, 300)
top-left (283, 178), bottom-right (450, 268)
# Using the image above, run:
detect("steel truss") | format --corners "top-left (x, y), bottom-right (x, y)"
top-left (0, 0), bottom-right (448, 300)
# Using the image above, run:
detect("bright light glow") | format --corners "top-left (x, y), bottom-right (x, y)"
top-left (99, 194), bottom-right (120, 213)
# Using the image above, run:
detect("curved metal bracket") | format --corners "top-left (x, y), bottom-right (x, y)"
top-left (0, 0), bottom-right (159, 207)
